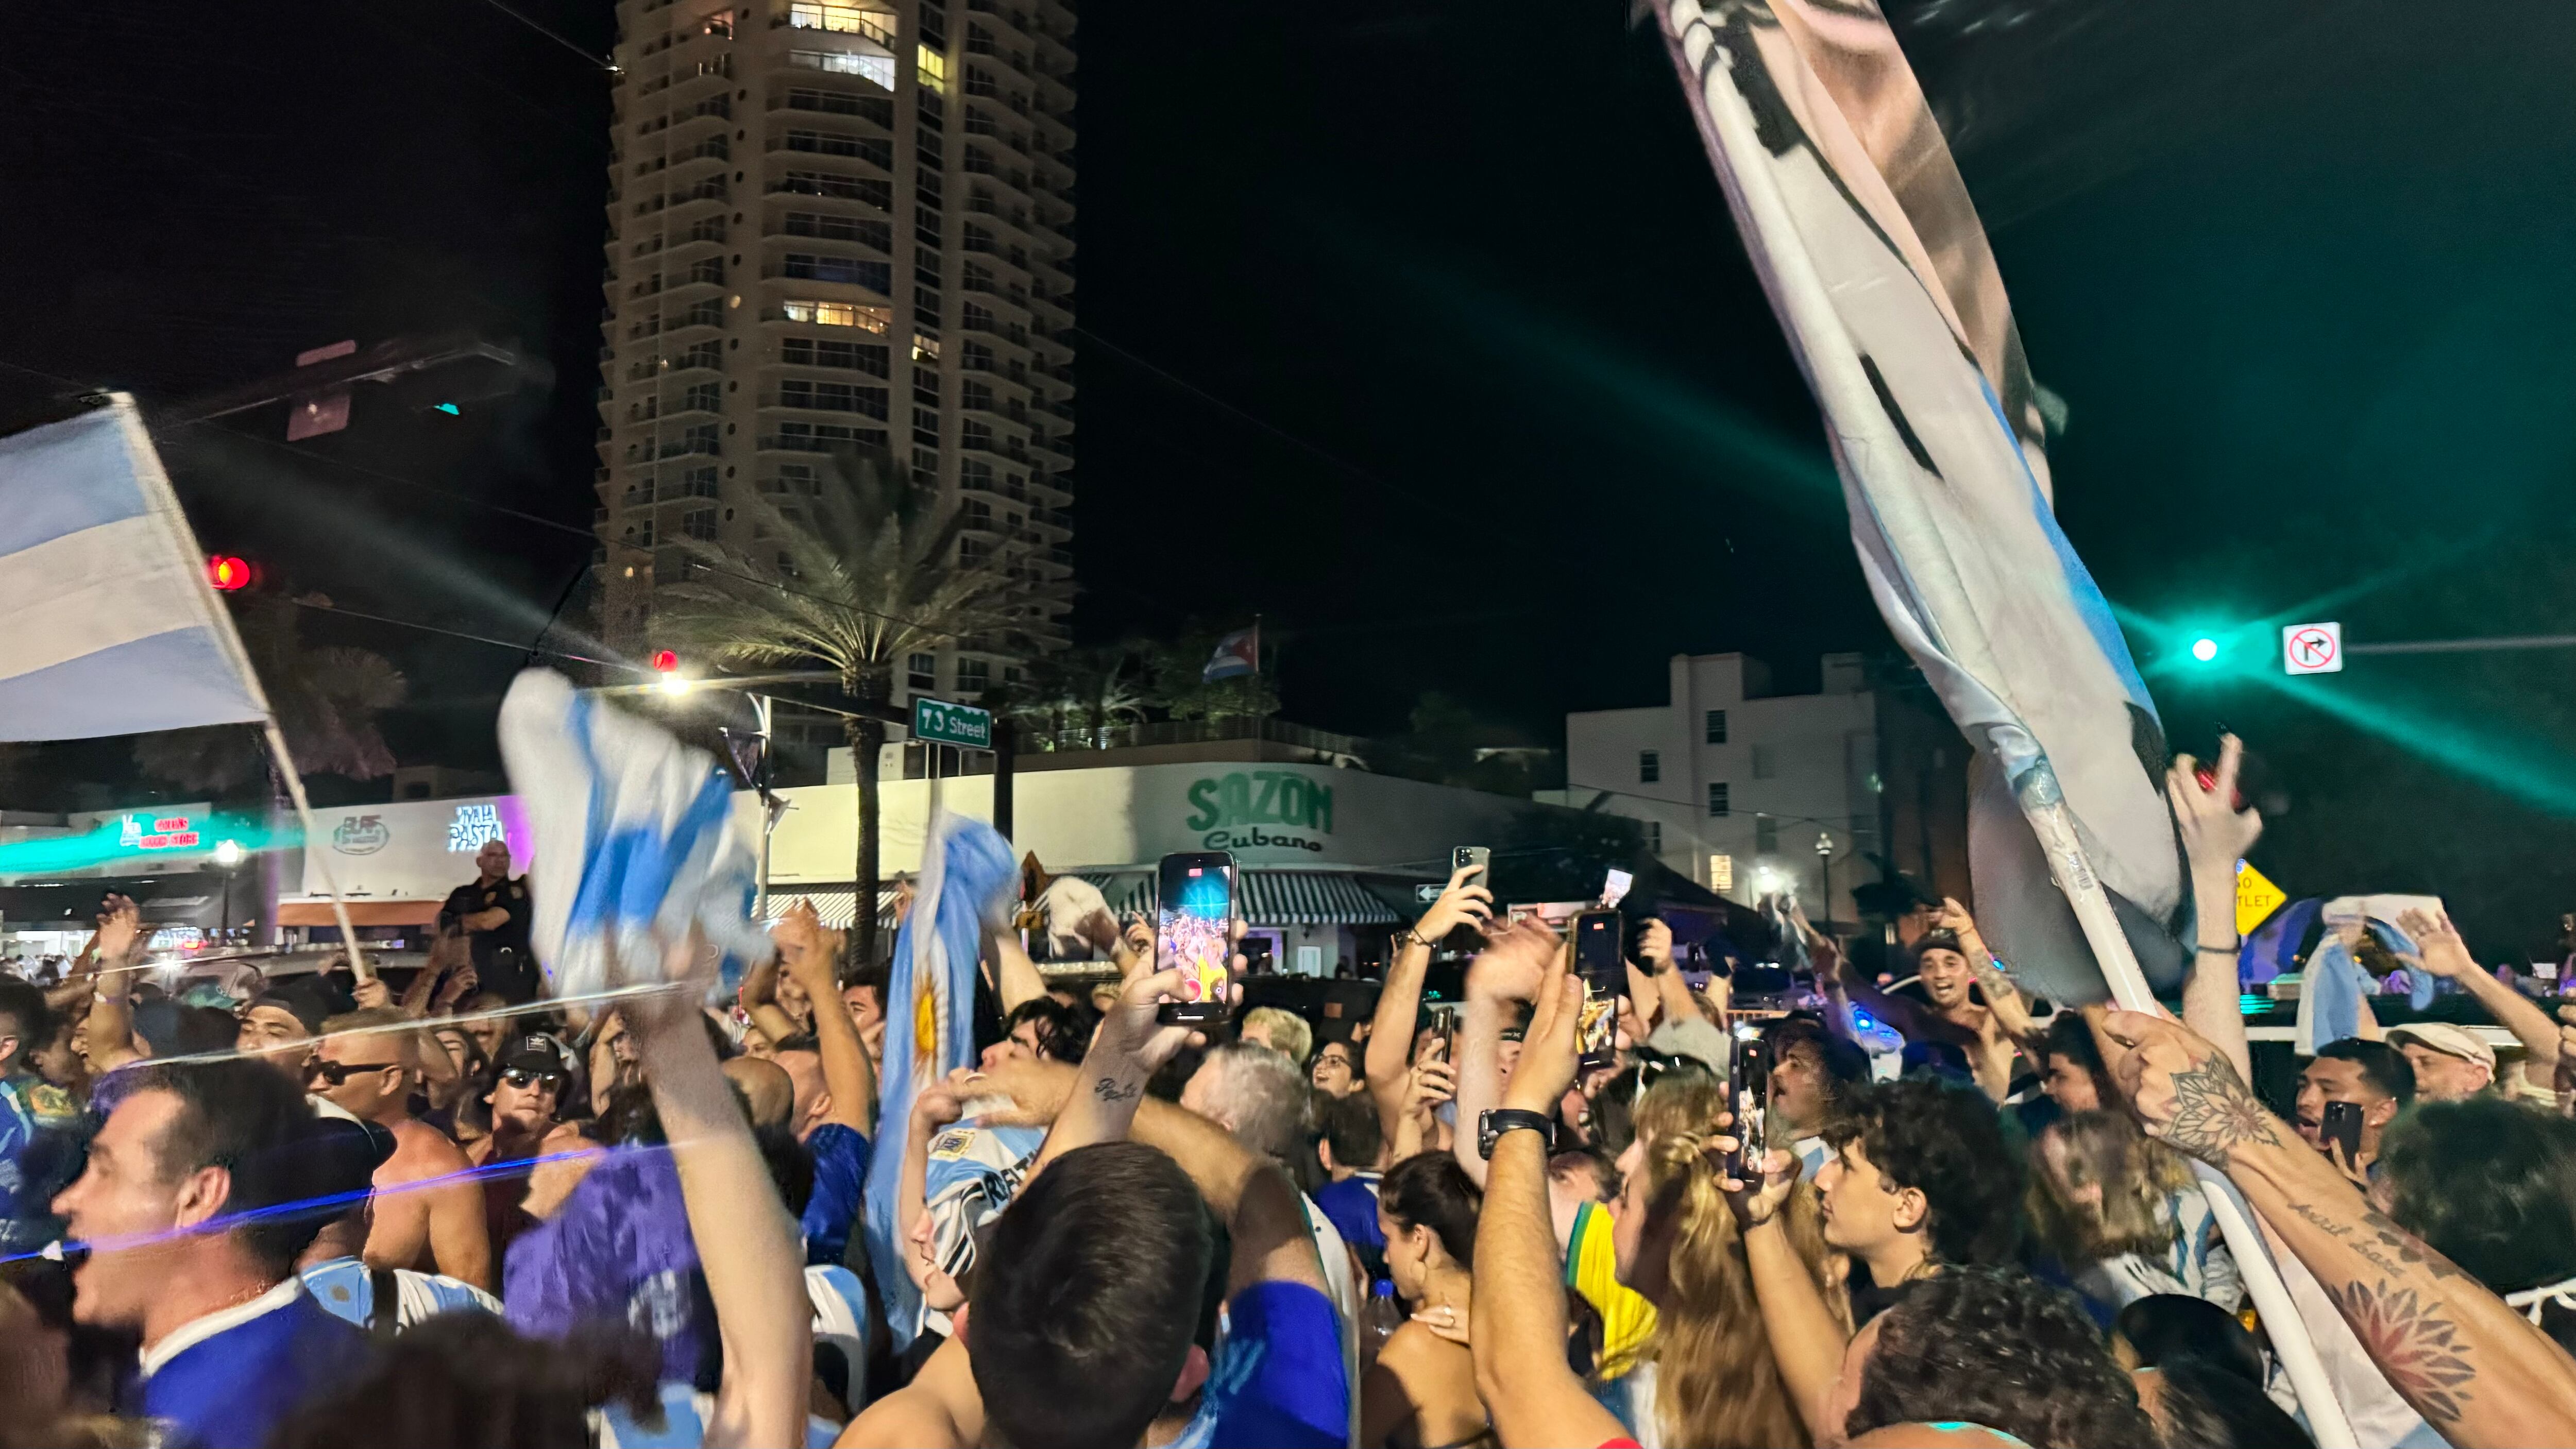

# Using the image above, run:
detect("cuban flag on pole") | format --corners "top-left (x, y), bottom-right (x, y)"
top-left (863, 806), bottom-right (1018, 1342)
top-left (1201, 624), bottom-right (1259, 682)
top-left (0, 397), bottom-right (271, 741)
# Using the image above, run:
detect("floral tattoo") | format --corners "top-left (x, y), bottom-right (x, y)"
top-left (2329, 1281), bottom-right (2476, 1428)
top-left (2153, 1048), bottom-right (2283, 1165)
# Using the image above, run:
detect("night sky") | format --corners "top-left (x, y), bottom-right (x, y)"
top-left (5, 0), bottom-right (2575, 944)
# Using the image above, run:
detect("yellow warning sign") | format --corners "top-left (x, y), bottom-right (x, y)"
top-left (2235, 861), bottom-right (2288, 936)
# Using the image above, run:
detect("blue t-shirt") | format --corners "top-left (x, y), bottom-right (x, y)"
top-left (801, 1122), bottom-right (871, 1266)
top-left (141, 1283), bottom-right (371, 1449)
top-left (1204, 1280), bottom-right (1349, 1449)
top-left (1311, 1173), bottom-right (1384, 1259)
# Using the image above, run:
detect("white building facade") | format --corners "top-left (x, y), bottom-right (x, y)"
top-left (1548, 652), bottom-right (1880, 924)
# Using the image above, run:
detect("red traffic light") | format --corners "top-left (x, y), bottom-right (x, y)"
top-left (208, 556), bottom-right (255, 591)
top-left (650, 649), bottom-right (680, 673)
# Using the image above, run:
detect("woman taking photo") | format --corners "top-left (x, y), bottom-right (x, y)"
top-left (1364, 1152), bottom-right (1493, 1449)
top-left (1616, 1073), bottom-right (1844, 1449)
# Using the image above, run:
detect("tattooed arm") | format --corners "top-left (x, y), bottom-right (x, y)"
top-left (2103, 1010), bottom-right (2576, 1448)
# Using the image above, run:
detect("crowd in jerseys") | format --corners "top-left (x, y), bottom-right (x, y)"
top-left (2, 740), bottom-right (2575, 1448)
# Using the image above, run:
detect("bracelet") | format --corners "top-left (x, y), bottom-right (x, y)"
top-left (1393, 928), bottom-right (1428, 953)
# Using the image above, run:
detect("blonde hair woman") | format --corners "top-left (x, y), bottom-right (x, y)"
top-left (1614, 1074), bottom-right (1847, 1448)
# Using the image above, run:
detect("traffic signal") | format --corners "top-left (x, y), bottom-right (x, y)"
top-left (432, 402), bottom-right (461, 416)
top-left (2190, 636), bottom-right (2220, 663)
top-left (650, 649), bottom-right (679, 673)
top-left (208, 555), bottom-right (257, 592)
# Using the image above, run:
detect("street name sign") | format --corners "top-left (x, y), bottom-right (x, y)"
top-left (911, 697), bottom-right (993, 749)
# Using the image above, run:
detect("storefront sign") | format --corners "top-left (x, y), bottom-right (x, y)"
top-left (447, 804), bottom-right (507, 853)
top-left (331, 815), bottom-right (391, 855)
top-left (118, 814), bottom-right (201, 851)
top-left (1185, 771), bottom-right (1332, 854)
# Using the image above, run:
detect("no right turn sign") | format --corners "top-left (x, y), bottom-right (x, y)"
top-left (2283, 622), bottom-right (2343, 675)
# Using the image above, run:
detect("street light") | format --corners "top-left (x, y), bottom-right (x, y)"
top-left (1815, 829), bottom-right (1835, 931)
top-left (213, 839), bottom-right (244, 947)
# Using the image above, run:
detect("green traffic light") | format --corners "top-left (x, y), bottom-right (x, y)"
top-left (2191, 637), bottom-right (2219, 663)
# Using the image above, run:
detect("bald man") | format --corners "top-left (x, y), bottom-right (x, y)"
top-left (309, 1009), bottom-right (492, 1290)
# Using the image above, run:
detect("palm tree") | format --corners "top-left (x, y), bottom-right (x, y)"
top-left (1012, 642), bottom-right (1145, 749)
top-left (132, 592), bottom-right (408, 793)
top-left (660, 446), bottom-right (1059, 965)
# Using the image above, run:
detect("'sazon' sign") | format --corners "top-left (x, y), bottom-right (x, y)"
top-left (1185, 772), bottom-right (1333, 853)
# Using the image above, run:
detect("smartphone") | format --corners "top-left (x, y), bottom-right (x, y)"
top-left (1727, 1028), bottom-right (1770, 1179)
top-left (1425, 1004), bottom-right (1457, 1061)
top-left (1572, 909), bottom-right (1623, 1070)
top-left (1452, 845), bottom-right (1491, 891)
top-left (1156, 851), bottom-right (1235, 1026)
top-left (2320, 1100), bottom-right (2364, 1164)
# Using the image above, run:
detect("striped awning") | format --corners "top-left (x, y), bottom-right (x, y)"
top-left (1073, 870), bottom-right (1406, 927)
top-left (757, 887), bottom-right (903, 930)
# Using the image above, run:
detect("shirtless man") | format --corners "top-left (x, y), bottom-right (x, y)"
top-left (308, 1008), bottom-right (493, 1290)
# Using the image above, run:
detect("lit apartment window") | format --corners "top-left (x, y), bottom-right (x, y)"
top-left (918, 46), bottom-right (948, 94)
top-left (1707, 783), bottom-right (1730, 817)
top-left (1705, 708), bottom-right (1727, 744)
top-left (789, 50), bottom-right (897, 89)
top-left (787, 1), bottom-right (897, 45)
top-left (783, 299), bottom-right (892, 332)
top-left (1707, 854), bottom-right (1734, 891)
top-left (1638, 750), bottom-right (1660, 785)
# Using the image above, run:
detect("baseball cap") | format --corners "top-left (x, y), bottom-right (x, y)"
top-left (495, 1032), bottom-right (576, 1078)
top-left (2385, 1022), bottom-right (2497, 1075)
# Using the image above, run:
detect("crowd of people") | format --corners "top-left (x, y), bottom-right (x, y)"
top-left (2, 740), bottom-right (2575, 1448)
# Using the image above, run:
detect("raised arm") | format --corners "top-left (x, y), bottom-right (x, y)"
top-left (781, 902), bottom-right (876, 1128)
top-left (1448, 915), bottom-right (1545, 1191)
top-left (2105, 1009), bottom-right (2576, 1449)
top-left (1636, 917), bottom-right (1711, 1033)
top-left (737, 952), bottom-right (804, 1051)
top-left (2401, 909), bottom-right (2562, 1087)
top-left (1468, 923), bottom-right (1628, 1449)
top-left (895, 1080), bottom-right (964, 1290)
top-left (2171, 736), bottom-right (2261, 1081)
top-left (630, 941), bottom-right (809, 1449)
top-left (1369, 866), bottom-right (1490, 1144)
top-left (84, 897), bottom-right (143, 1075)
top-left (987, 927), bottom-right (1048, 1016)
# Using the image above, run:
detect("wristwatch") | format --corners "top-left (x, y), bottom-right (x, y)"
top-left (1478, 1108), bottom-right (1555, 1160)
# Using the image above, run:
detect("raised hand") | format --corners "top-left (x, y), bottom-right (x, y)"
top-left (1415, 864), bottom-right (1497, 943)
top-left (1499, 931), bottom-right (1583, 1118)
top-left (1467, 917), bottom-right (1558, 1007)
top-left (2096, 1008), bottom-right (2287, 1167)
top-left (1635, 918), bottom-right (1674, 974)
top-left (1722, 1143), bottom-right (1797, 1230)
top-left (2169, 734), bottom-right (2263, 880)
top-left (1409, 1058), bottom-right (1458, 1116)
top-left (95, 894), bottom-right (143, 964)
top-left (2398, 908), bottom-right (2475, 980)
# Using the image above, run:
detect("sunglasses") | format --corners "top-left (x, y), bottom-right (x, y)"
top-left (305, 1059), bottom-right (401, 1086)
top-left (501, 1067), bottom-right (567, 1093)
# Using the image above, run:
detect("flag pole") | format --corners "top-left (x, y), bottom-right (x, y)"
top-left (261, 721), bottom-right (371, 983)
top-left (2015, 768), bottom-right (2355, 1449)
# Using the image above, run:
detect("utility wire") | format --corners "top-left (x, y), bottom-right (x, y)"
top-left (468, 0), bottom-right (617, 70)
top-left (1072, 327), bottom-right (1451, 518)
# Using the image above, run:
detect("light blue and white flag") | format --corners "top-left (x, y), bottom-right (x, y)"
top-left (1650, 0), bottom-right (2186, 1002)
top-left (863, 806), bottom-right (1018, 1341)
top-left (0, 397), bottom-right (270, 741)
top-left (496, 669), bottom-right (774, 1002)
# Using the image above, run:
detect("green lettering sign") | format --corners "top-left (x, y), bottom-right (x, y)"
top-left (1181, 772), bottom-right (1334, 836)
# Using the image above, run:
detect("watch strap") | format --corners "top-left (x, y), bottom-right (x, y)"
top-left (1478, 1107), bottom-right (1554, 1160)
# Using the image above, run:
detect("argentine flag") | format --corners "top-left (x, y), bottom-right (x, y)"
top-left (0, 397), bottom-right (270, 741)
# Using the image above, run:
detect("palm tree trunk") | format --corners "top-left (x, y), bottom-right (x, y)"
top-left (849, 673), bottom-right (892, 968)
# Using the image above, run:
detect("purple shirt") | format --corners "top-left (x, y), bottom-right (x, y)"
top-left (504, 1144), bottom-right (709, 1382)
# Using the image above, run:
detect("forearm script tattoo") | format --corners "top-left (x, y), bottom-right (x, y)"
top-left (2155, 1048), bottom-right (2285, 1165)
